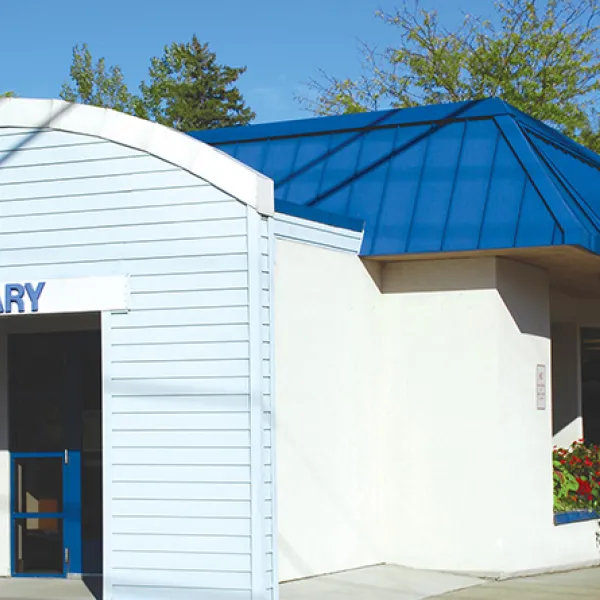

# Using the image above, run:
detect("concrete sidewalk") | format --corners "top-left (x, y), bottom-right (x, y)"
top-left (280, 565), bottom-right (484, 600)
top-left (0, 565), bottom-right (599, 599)
top-left (436, 567), bottom-right (600, 599)
top-left (280, 564), bottom-right (600, 600)
top-left (0, 577), bottom-right (96, 599)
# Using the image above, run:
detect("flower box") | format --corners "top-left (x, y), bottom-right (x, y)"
top-left (553, 439), bottom-right (600, 521)
top-left (554, 510), bottom-right (600, 526)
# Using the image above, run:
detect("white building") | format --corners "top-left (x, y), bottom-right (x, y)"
top-left (0, 96), bottom-right (599, 599)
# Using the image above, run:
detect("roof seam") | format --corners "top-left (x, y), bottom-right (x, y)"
top-left (439, 120), bottom-right (469, 251)
top-left (496, 116), bottom-right (600, 250)
top-left (305, 100), bottom-right (482, 208)
top-left (404, 131), bottom-right (433, 253)
top-left (532, 137), bottom-right (600, 232)
top-left (368, 126), bottom-right (402, 255)
top-left (524, 125), bottom-right (600, 172)
top-left (475, 127), bottom-right (502, 249)
top-left (276, 110), bottom-right (403, 189)
top-left (341, 129), bottom-right (369, 216)
top-left (511, 169), bottom-right (531, 248)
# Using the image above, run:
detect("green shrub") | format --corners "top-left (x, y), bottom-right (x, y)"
top-left (553, 439), bottom-right (600, 513)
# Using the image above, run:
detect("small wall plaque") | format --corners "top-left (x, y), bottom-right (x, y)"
top-left (536, 364), bottom-right (546, 410)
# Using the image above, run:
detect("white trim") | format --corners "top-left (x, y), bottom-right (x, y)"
top-left (0, 98), bottom-right (274, 216)
top-left (267, 217), bottom-right (280, 599)
top-left (273, 212), bottom-right (363, 254)
top-left (248, 208), bottom-right (266, 597)
top-left (0, 276), bottom-right (129, 317)
top-left (0, 332), bottom-right (8, 577)
top-left (101, 311), bottom-right (114, 600)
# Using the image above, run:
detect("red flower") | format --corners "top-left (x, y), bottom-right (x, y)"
top-left (585, 458), bottom-right (594, 467)
top-left (577, 479), bottom-right (593, 495)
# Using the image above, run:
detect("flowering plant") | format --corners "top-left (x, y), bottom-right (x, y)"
top-left (553, 439), bottom-right (600, 513)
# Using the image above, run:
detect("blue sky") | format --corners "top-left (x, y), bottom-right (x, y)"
top-left (0, 0), bottom-right (495, 123)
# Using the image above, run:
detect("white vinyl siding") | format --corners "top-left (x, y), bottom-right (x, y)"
top-left (261, 216), bottom-right (276, 598)
top-left (0, 128), bottom-right (273, 600)
top-left (272, 212), bottom-right (363, 254)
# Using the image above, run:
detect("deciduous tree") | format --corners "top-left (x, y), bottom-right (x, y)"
top-left (302, 0), bottom-right (600, 150)
top-left (60, 44), bottom-right (141, 116)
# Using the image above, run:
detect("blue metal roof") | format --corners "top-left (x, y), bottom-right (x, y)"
top-left (190, 98), bottom-right (600, 257)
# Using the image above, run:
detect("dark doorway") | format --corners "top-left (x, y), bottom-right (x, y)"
top-left (8, 330), bottom-right (102, 577)
top-left (581, 328), bottom-right (600, 444)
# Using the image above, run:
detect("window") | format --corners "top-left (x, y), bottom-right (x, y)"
top-left (580, 328), bottom-right (600, 444)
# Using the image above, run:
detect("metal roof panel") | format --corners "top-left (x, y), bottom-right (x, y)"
top-left (191, 99), bottom-right (600, 257)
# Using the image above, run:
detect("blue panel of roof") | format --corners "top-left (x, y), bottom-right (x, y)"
top-left (190, 98), bottom-right (600, 257)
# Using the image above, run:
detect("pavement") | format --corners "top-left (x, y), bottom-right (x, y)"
top-left (0, 565), bottom-right (598, 599)
top-left (435, 567), bottom-right (600, 599)
top-left (280, 564), bottom-right (483, 600)
top-left (279, 564), bottom-right (600, 600)
top-left (0, 577), bottom-right (97, 599)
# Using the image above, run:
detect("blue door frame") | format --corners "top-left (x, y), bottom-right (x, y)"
top-left (10, 452), bottom-right (69, 577)
top-left (9, 331), bottom-right (90, 578)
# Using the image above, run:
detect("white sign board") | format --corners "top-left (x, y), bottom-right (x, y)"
top-left (536, 364), bottom-right (547, 410)
top-left (0, 276), bottom-right (129, 316)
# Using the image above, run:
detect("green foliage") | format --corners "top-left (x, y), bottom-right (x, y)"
top-left (60, 44), bottom-right (140, 115)
top-left (553, 440), bottom-right (600, 513)
top-left (302, 0), bottom-right (600, 151)
top-left (1, 91), bottom-right (15, 98)
top-left (59, 36), bottom-right (254, 131)
top-left (140, 35), bottom-right (255, 131)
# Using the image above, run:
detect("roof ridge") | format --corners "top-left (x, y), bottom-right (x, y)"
top-left (190, 98), bottom-right (511, 145)
top-left (519, 120), bottom-right (600, 172)
top-left (494, 114), bottom-right (593, 247)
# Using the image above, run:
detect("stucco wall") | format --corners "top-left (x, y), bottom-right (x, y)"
top-left (275, 249), bottom-right (600, 580)
top-left (382, 257), bottom-right (507, 572)
top-left (382, 258), bottom-right (599, 575)
top-left (273, 239), bottom-right (384, 582)
top-left (275, 244), bottom-right (600, 580)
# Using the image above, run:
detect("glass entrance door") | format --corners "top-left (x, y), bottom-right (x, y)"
top-left (11, 454), bottom-right (66, 576)
top-left (8, 331), bottom-right (86, 577)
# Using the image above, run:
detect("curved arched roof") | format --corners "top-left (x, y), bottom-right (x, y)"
top-left (0, 97), bottom-right (273, 215)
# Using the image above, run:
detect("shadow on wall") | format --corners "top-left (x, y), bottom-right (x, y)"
top-left (552, 322), bottom-right (580, 438)
top-left (0, 100), bottom-right (74, 169)
top-left (382, 257), bottom-right (551, 338)
top-left (496, 260), bottom-right (550, 339)
top-left (379, 257), bottom-right (499, 295)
